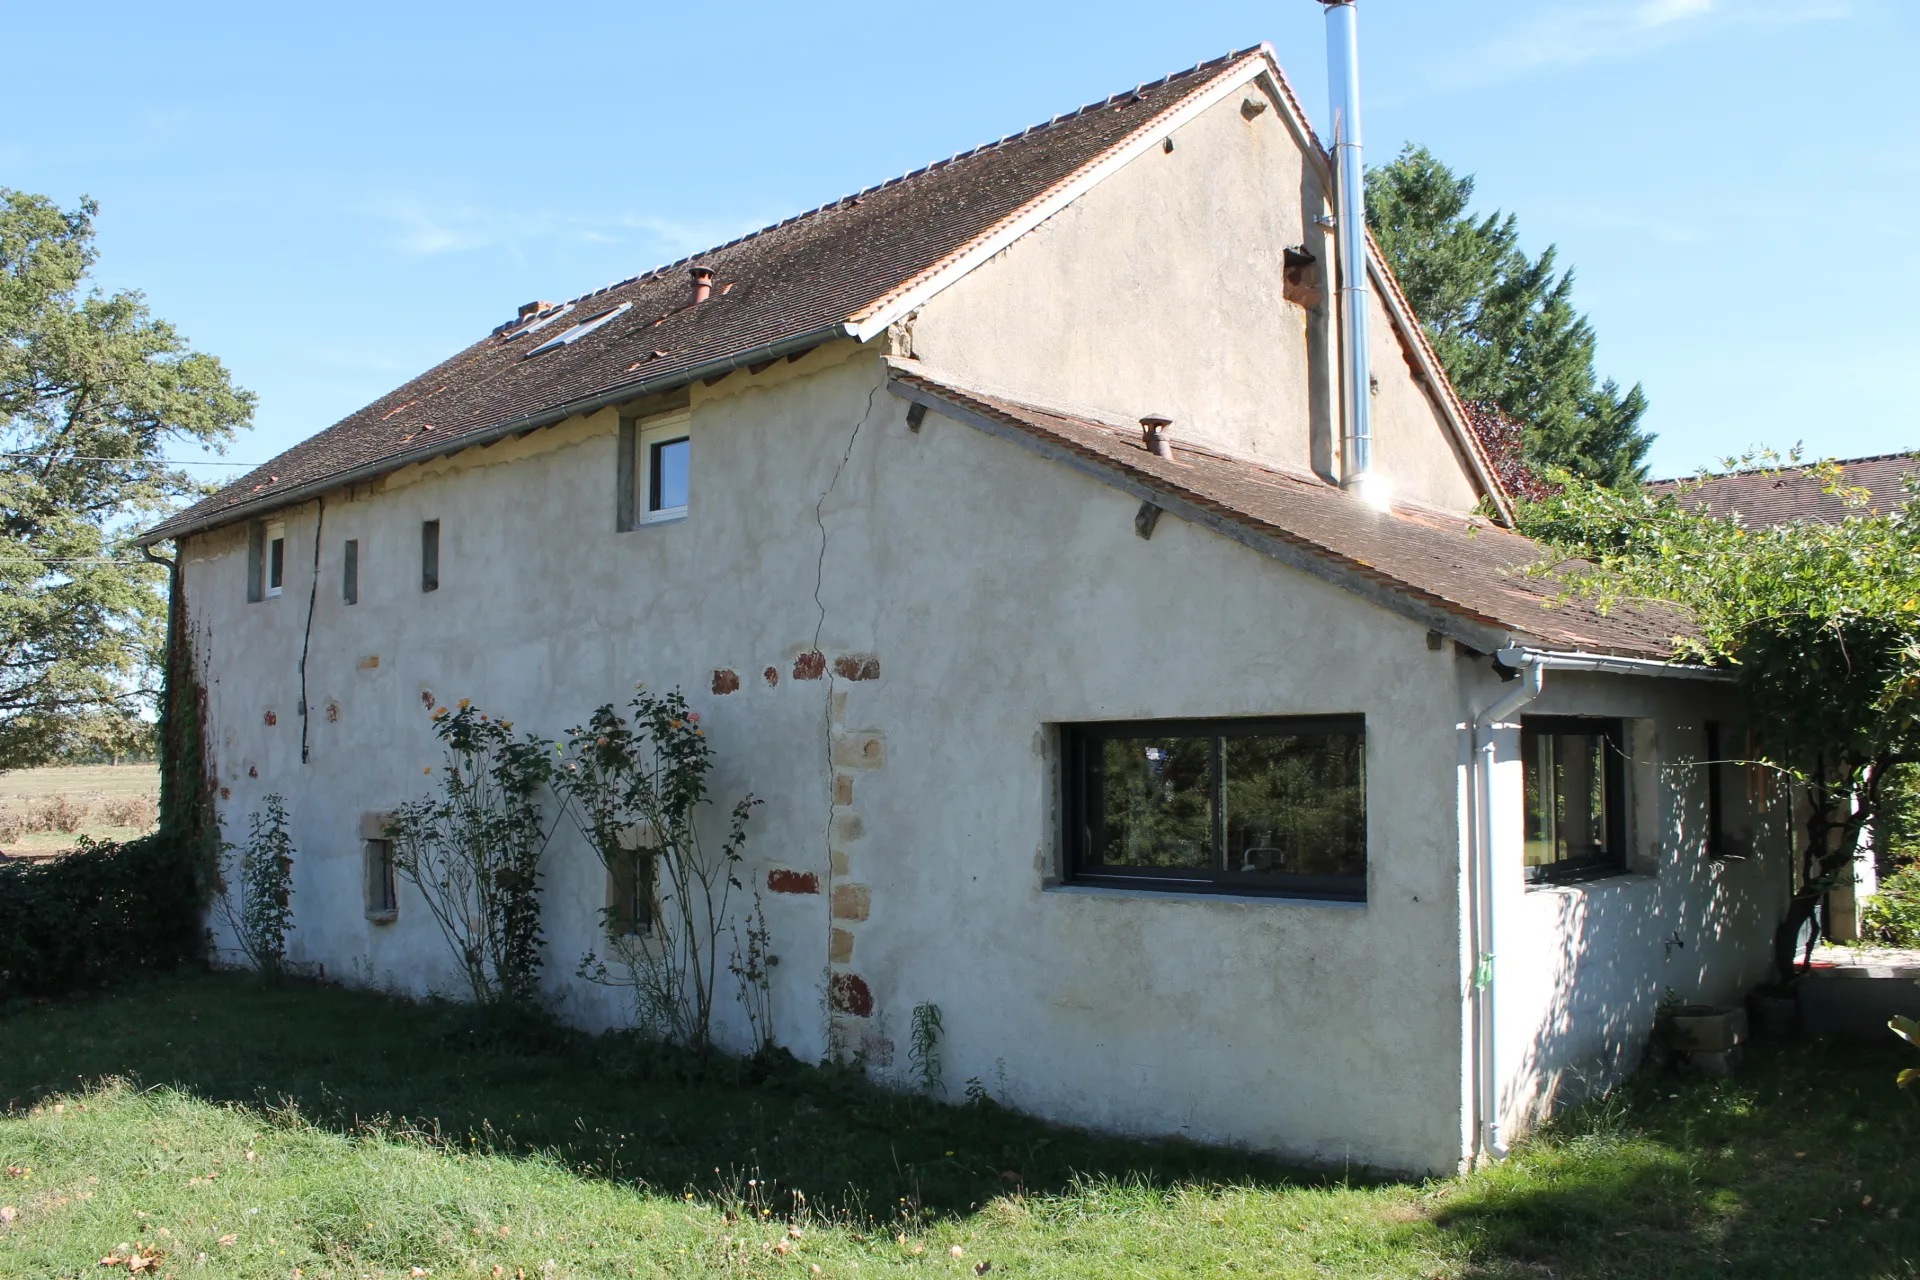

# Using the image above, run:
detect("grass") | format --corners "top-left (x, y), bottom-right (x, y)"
top-left (1, 974), bottom-right (1917, 1278)
top-left (0, 764), bottom-right (159, 859)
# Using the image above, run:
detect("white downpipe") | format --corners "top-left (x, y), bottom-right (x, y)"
top-left (1321, 0), bottom-right (1381, 507)
top-left (1469, 653), bottom-right (1545, 1163)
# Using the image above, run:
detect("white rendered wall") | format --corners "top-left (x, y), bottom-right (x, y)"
top-left (181, 349), bottom-right (1475, 1174)
top-left (906, 84), bottom-right (1483, 514)
top-left (1464, 666), bottom-right (1790, 1133)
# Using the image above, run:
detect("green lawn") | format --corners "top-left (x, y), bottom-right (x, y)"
top-left (0, 974), bottom-right (1916, 1278)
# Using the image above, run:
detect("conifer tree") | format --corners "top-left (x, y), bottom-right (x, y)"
top-left (1366, 145), bottom-right (1652, 487)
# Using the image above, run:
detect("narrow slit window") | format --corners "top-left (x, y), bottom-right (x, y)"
top-left (365, 837), bottom-right (398, 921)
top-left (343, 539), bottom-right (359, 605)
top-left (421, 520), bottom-right (440, 592)
top-left (265, 520), bottom-right (286, 598)
top-left (1522, 717), bottom-right (1627, 882)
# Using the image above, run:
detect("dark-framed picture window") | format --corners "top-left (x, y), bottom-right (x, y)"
top-left (1062, 716), bottom-right (1367, 900)
top-left (1521, 716), bottom-right (1627, 882)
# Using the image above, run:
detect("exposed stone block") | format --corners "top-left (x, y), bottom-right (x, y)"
top-left (834, 653), bottom-right (882, 681)
top-left (833, 773), bottom-right (853, 805)
top-left (860, 1033), bottom-right (895, 1066)
top-left (829, 926), bottom-right (854, 963)
top-left (357, 655), bottom-right (380, 670)
top-left (766, 868), bottom-right (820, 895)
top-left (830, 972), bottom-right (874, 1018)
top-left (831, 808), bottom-right (866, 843)
top-left (711, 668), bottom-right (741, 695)
top-left (832, 883), bottom-right (871, 921)
top-left (793, 651), bottom-right (826, 681)
top-left (830, 849), bottom-right (850, 876)
top-left (832, 732), bottom-right (885, 770)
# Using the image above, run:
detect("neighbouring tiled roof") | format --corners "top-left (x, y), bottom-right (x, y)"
top-left (889, 361), bottom-right (1691, 660)
top-left (144, 47), bottom-right (1274, 544)
top-left (1647, 453), bottom-right (1920, 527)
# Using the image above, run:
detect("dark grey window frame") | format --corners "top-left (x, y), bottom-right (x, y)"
top-left (1061, 715), bottom-right (1368, 902)
top-left (1521, 715), bottom-right (1628, 884)
top-left (420, 519), bottom-right (440, 593)
top-left (246, 522), bottom-right (265, 602)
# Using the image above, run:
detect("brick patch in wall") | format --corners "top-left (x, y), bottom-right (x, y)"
top-left (263, 710), bottom-right (278, 726)
top-left (766, 868), bottom-right (820, 895)
top-left (829, 926), bottom-right (855, 963)
top-left (763, 666), bottom-right (780, 687)
top-left (829, 972), bottom-right (874, 1018)
top-left (711, 668), bottom-right (741, 695)
top-left (831, 883), bottom-right (871, 921)
top-left (832, 732), bottom-right (884, 770)
top-left (793, 651), bottom-right (826, 681)
top-left (833, 653), bottom-right (881, 681)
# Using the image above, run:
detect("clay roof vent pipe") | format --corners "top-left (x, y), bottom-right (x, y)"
top-left (689, 265), bottom-right (714, 306)
top-left (518, 300), bottom-right (553, 321)
top-left (1140, 414), bottom-right (1174, 459)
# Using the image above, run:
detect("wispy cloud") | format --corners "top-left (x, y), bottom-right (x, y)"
top-left (1454, 0), bottom-right (1850, 81)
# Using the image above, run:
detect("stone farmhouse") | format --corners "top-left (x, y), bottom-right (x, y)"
top-left (141, 41), bottom-right (1791, 1175)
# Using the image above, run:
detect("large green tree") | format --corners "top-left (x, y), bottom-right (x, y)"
top-left (1367, 144), bottom-right (1652, 487)
top-left (1, 188), bottom-right (253, 771)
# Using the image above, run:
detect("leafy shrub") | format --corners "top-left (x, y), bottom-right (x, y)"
top-left (215, 796), bottom-right (296, 980)
top-left (1862, 864), bottom-right (1920, 947)
top-left (0, 829), bottom-right (209, 999)
top-left (31, 793), bottom-right (90, 833)
top-left (0, 805), bottom-right (23, 844)
top-left (102, 793), bottom-right (159, 830)
top-left (388, 700), bottom-right (557, 1008)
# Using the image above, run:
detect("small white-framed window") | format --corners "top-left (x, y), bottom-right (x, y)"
top-left (265, 520), bottom-right (286, 598)
top-left (638, 410), bottom-right (691, 525)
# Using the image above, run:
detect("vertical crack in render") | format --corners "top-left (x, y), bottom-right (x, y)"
top-left (298, 495), bottom-right (325, 764)
top-left (812, 381), bottom-right (882, 1057)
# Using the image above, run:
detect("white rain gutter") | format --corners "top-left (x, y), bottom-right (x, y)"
top-left (1466, 644), bottom-right (1729, 1162)
top-left (1321, 0), bottom-right (1382, 508)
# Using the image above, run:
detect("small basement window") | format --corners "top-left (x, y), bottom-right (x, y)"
top-left (362, 812), bottom-right (397, 923)
top-left (606, 844), bottom-right (655, 937)
top-left (1522, 717), bottom-right (1627, 883)
top-left (421, 519), bottom-right (440, 592)
top-left (1063, 716), bottom-right (1367, 900)
top-left (365, 837), bottom-right (398, 922)
top-left (343, 539), bottom-right (359, 605)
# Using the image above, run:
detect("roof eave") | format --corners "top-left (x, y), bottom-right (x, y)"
top-left (139, 322), bottom-right (859, 547)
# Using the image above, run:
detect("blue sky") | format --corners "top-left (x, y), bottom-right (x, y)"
top-left (5, 0), bottom-right (1914, 480)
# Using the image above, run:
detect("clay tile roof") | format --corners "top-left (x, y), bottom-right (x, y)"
top-left (143, 47), bottom-right (1271, 545)
top-left (888, 361), bottom-right (1690, 661)
top-left (1647, 453), bottom-right (1920, 528)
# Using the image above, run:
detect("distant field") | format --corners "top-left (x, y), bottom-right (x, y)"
top-left (0, 764), bottom-right (159, 858)
top-left (0, 763), bottom-right (159, 799)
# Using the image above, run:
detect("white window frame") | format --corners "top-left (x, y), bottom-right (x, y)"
top-left (265, 520), bottom-right (286, 598)
top-left (637, 409), bottom-right (692, 525)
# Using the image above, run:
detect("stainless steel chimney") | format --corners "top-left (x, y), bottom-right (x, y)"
top-left (1322, 0), bottom-right (1382, 506)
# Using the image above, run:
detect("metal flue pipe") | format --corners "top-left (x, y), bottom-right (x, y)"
top-left (1321, 0), bottom-right (1378, 502)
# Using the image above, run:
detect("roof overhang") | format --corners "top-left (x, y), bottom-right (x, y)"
top-left (138, 323), bottom-right (857, 547)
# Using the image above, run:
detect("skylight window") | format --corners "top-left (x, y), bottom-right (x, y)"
top-left (526, 302), bottom-right (632, 357)
top-left (503, 302), bottom-right (575, 340)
